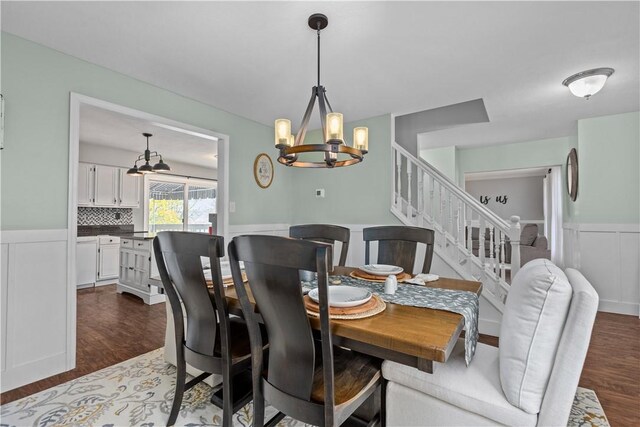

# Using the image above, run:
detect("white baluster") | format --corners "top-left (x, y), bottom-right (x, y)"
top-left (396, 150), bottom-right (402, 207)
top-left (509, 215), bottom-right (521, 279)
top-left (429, 176), bottom-right (435, 224)
top-left (489, 225), bottom-right (496, 273)
top-left (417, 171), bottom-right (424, 226)
top-left (439, 184), bottom-right (444, 231)
top-left (407, 161), bottom-right (413, 219)
top-left (479, 218), bottom-right (486, 265)
top-left (456, 199), bottom-right (462, 246)
top-left (448, 191), bottom-right (453, 238)
top-left (500, 231), bottom-right (506, 281)
top-left (466, 206), bottom-right (473, 255)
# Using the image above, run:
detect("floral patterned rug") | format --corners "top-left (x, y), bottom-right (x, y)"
top-left (0, 348), bottom-right (609, 427)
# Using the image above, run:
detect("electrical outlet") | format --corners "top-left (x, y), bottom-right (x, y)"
top-left (229, 201), bottom-right (236, 213)
top-left (115, 212), bottom-right (121, 220)
top-left (315, 189), bottom-right (325, 198)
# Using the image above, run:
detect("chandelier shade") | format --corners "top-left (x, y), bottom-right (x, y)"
top-left (274, 13), bottom-right (368, 168)
top-left (127, 133), bottom-right (171, 175)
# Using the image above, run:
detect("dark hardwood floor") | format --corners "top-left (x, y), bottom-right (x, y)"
top-left (1, 286), bottom-right (638, 426)
top-left (0, 285), bottom-right (167, 404)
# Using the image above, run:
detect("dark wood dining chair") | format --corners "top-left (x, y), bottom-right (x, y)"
top-left (229, 235), bottom-right (384, 427)
top-left (289, 224), bottom-right (351, 266)
top-left (154, 232), bottom-right (258, 427)
top-left (363, 225), bottom-right (435, 274)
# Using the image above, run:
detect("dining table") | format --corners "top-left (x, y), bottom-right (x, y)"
top-left (221, 266), bottom-right (482, 374)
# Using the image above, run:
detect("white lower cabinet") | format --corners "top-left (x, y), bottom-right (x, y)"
top-left (98, 243), bottom-right (120, 281)
top-left (117, 239), bottom-right (164, 305)
top-left (77, 238), bottom-right (97, 288)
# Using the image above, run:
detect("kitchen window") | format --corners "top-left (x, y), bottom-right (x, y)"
top-left (145, 175), bottom-right (217, 233)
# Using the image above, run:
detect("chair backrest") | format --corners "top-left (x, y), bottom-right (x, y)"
top-left (363, 225), bottom-right (435, 274)
top-left (537, 268), bottom-right (599, 426)
top-left (289, 224), bottom-right (351, 266)
top-left (153, 232), bottom-right (228, 359)
top-left (229, 235), bottom-right (335, 425)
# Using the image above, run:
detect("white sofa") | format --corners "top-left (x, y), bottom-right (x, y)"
top-left (382, 260), bottom-right (599, 426)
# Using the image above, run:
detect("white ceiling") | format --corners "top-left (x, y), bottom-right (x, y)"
top-left (80, 104), bottom-right (217, 169)
top-left (4, 1), bottom-right (639, 148)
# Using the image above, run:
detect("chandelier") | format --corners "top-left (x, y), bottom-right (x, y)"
top-left (274, 13), bottom-right (368, 168)
top-left (127, 133), bottom-right (171, 176)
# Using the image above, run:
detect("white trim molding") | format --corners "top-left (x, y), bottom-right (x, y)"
top-left (564, 222), bottom-right (640, 316)
top-left (1, 229), bottom-right (70, 392)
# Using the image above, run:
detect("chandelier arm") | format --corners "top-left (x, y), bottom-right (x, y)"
top-left (323, 90), bottom-right (334, 114)
top-left (317, 87), bottom-right (329, 139)
top-left (295, 87), bottom-right (318, 146)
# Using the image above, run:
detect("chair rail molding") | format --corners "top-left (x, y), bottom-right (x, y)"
top-left (1, 228), bottom-right (70, 392)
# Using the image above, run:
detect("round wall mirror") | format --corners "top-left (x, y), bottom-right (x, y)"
top-left (566, 148), bottom-right (578, 201)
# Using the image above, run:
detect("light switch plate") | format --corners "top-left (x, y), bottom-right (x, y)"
top-left (229, 201), bottom-right (236, 213)
top-left (315, 189), bottom-right (325, 198)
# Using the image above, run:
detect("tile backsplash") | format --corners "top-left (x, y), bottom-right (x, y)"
top-left (78, 207), bottom-right (133, 226)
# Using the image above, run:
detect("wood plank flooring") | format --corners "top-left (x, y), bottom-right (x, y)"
top-left (1, 286), bottom-right (638, 426)
top-left (0, 285), bottom-right (166, 404)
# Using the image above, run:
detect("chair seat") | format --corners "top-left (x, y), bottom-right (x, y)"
top-left (311, 347), bottom-right (381, 405)
top-left (382, 340), bottom-right (537, 427)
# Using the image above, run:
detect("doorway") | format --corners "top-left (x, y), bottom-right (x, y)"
top-left (67, 93), bottom-right (229, 371)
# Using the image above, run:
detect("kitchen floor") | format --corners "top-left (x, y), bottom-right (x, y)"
top-left (0, 285), bottom-right (166, 404)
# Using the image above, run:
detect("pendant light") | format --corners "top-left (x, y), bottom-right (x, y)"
top-left (274, 13), bottom-right (368, 168)
top-left (127, 133), bottom-right (171, 175)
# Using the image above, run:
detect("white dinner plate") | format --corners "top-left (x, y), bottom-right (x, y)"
top-left (308, 286), bottom-right (372, 308)
top-left (360, 264), bottom-right (403, 276)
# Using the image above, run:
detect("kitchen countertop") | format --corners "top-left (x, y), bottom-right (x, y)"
top-left (117, 232), bottom-right (156, 241)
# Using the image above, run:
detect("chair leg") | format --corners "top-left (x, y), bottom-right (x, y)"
top-left (168, 357), bottom-right (187, 426)
top-left (222, 370), bottom-right (234, 427)
top-left (380, 379), bottom-right (387, 427)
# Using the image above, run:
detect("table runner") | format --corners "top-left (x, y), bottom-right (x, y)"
top-left (336, 275), bottom-right (479, 365)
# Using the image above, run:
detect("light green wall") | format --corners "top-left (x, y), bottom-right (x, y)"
top-left (419, 146), bottom-right (457, 182)
top-left (0, 33), bottom-right (292, 230)
top-left (291, 114), bottom-right (400, 225)
top-left (574, 111), bottom-right (639, 223)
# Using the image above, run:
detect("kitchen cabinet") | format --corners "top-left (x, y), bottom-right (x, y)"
top-left (77, 163), bottom-right (140, 208)
top-left (77, 238), bottom-right (97, 288)
top-left (119, 168), bottom-right (140, 208)
top-left (117, 238), bottom-right (164, 305)
top-left (94, 165), bottom-right (118, 207)
top-left (98, 236), bottom-right (120, 281)
top-left (77, 163), bottom-right (95, 206)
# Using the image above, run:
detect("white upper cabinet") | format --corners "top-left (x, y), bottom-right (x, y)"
top-left (77, 163), bottom-right (95, 206)
top-left (94, 165), bottom-right (119, 207)
top-left (78, 163), bottom-right (141, 208)
top-left (119, 169), bottom-right (140, 208)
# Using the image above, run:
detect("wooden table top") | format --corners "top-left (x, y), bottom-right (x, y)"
top-left (224, 266), bottom-right (482, 364)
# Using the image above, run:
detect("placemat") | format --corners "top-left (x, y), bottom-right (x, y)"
top-left (338, 275), bottom-right (479, 365)
top-left (305, 294), bottom-right (386, 320)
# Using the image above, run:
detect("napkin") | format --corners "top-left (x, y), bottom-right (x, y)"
top-left (403, 273), bottom-right (439, 285)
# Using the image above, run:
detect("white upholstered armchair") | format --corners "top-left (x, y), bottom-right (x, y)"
top-left (382, 260), bottom-right (599, 426)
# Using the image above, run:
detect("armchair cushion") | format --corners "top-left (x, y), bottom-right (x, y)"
top-left (382, 340), bottom-right (537, 427)
top-left (499, 259), bottom-right (572, 414)
top-left (520, 223), bottom-right (539, 246)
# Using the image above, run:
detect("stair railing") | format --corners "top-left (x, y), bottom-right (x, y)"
top-left (391, 141), bottom-right (521, 308)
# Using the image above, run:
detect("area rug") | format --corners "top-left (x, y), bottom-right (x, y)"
top-left (0, 348), bottom-right (609, 427)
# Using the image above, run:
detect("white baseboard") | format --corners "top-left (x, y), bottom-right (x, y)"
top-left (1, 352), bottom-right (68, 392)
top-left (598, 300), bottom-right (640, 316)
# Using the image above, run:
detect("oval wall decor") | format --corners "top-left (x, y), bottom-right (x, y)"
top-left (254, 153), bottom-right (274, 189)
top-left (566, 148), bottom-right (578, 201)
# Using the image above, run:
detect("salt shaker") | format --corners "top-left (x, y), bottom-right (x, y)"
top-left (384, 274), bottom-right (398, 294)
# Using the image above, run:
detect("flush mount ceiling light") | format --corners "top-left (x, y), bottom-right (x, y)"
top-left (274, 13), bottom-right (368, 168)
top-left (127, 133), bottom-right (171, 176)
top-left (562, 68), bottom-right (615, 99)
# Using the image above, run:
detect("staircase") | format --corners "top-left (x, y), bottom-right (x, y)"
top-left (391, 141), bottom-right (522, 313)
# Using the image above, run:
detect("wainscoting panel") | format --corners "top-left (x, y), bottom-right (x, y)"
top-left (564, 223), bottom-right (640, 316)
top-left (1, 244), bottom-right (8, 374)
top-left (0, 230), bottom-right (70, 392)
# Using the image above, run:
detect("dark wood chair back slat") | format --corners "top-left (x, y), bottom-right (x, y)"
top-left (229, 235), bottom-right (337, 426)
top-left (289, 224), bottom-right (351, 266)
top-left (363, 225), bottom-right (435, 274)
top-left (155, 232), bottom-right (226, 356)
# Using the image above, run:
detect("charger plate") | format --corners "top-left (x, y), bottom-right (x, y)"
top-left (350, 269), bottom-right (412, 283)
top-left (304, 294), bottom-right (386, 319)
